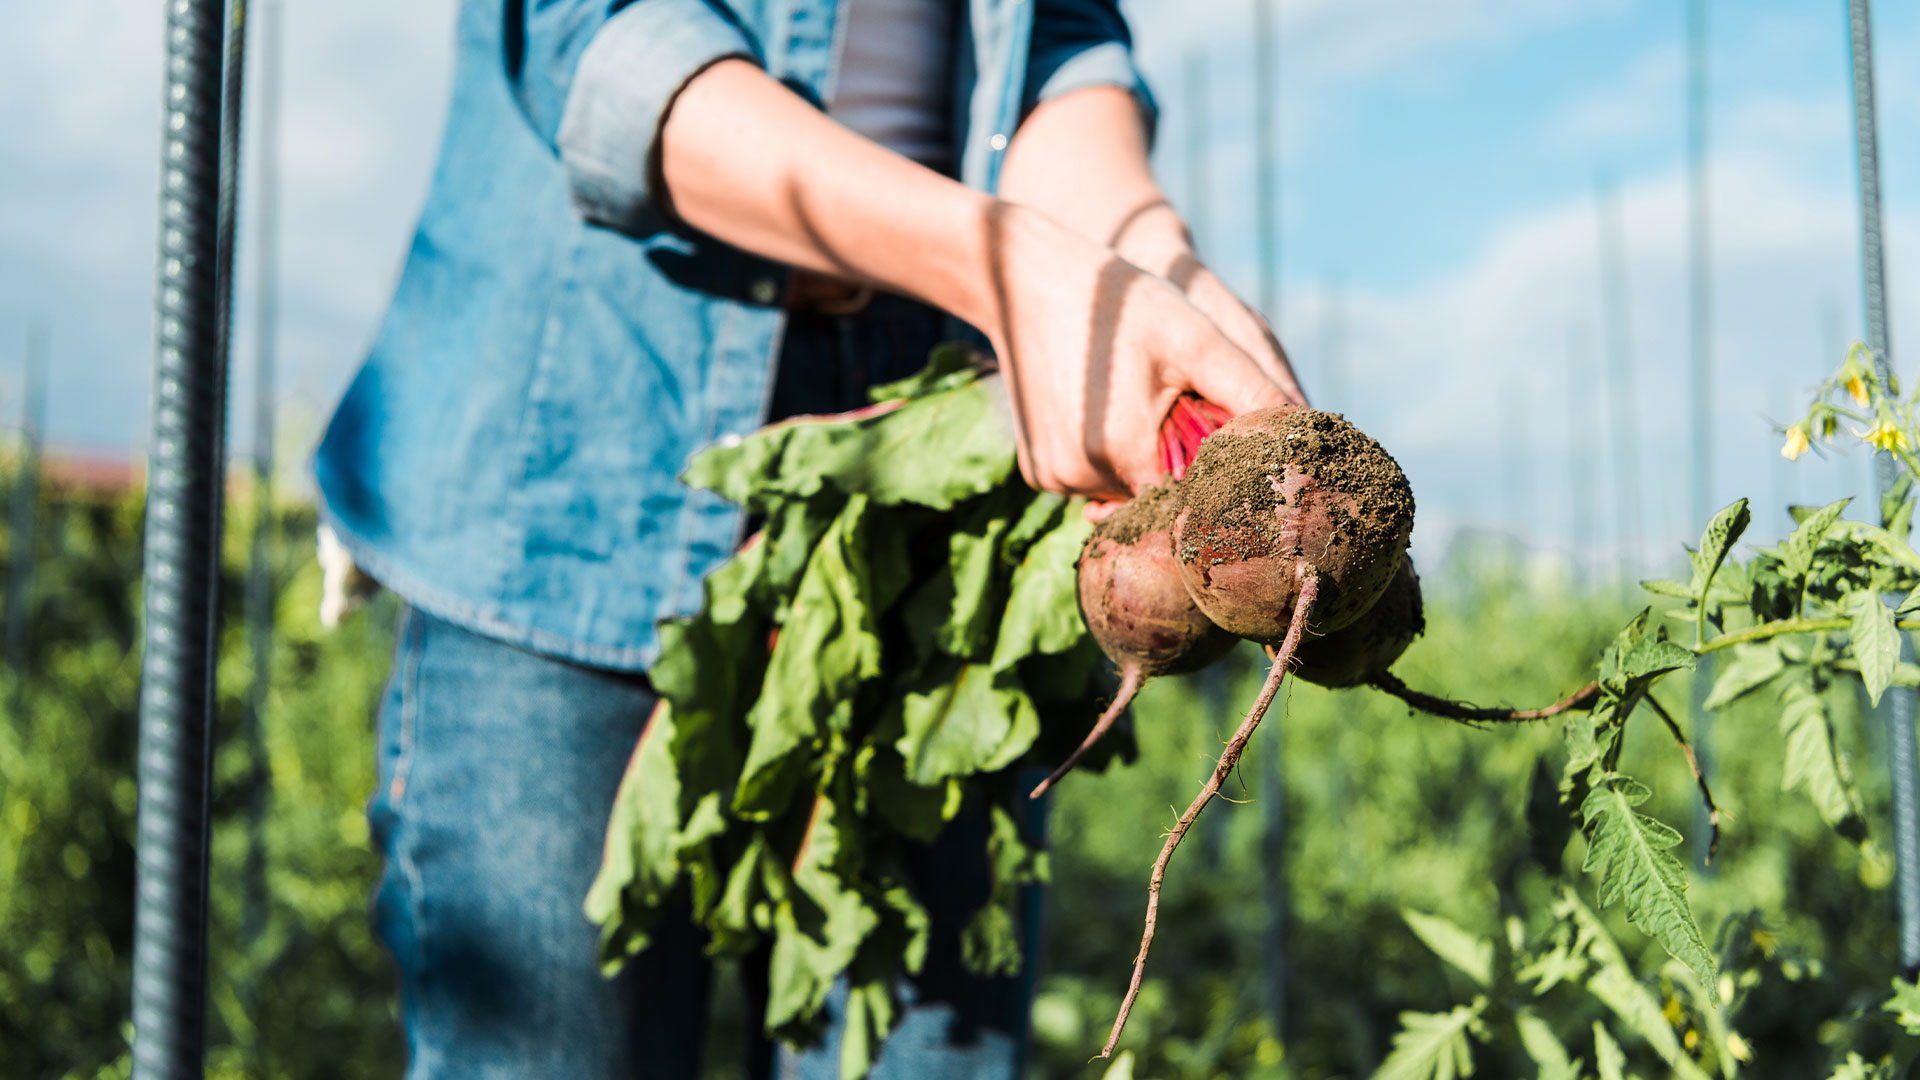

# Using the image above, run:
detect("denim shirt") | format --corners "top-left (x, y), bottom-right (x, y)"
top-left (313, 0), bottom-right (1153, 671)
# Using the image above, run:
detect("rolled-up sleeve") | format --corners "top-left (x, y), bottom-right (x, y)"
top-left (514, 0), bottom-right (762, 234)
top-left (1023, 0), bottom-right (1158, 136)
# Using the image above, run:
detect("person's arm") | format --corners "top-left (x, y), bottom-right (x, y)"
top-left (658, 59), bottom-right (1291, 500)
top-left (997, 85), bottom-right (1307, 408)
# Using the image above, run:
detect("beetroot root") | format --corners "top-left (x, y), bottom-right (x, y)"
top-left (1031, 483), bottom-right (1237, 799)
top-left (1292, 555), bottom-right (1424, 688)
top-left (1172, 407), bottom-right (1415, 644)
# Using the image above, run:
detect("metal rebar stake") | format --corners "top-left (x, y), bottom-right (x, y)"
top-left (1687, 0), bottom-right (1717, 875)
top-left (241, 0), bottom-right (279, 958)
top-left (1595, 172), bottom-right (1642, 588)
top-left (1844, 0), bottom-right (1920, 977)
top-left (4, 322), bottom-right (47, 701)
top-left (1251, 0), bottom-right (1287, 1044)
top-left (131, 1), bottom-right (243, 1076)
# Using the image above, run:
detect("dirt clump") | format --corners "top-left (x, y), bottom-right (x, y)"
top-left (1172, 407), bottom-right (1415, 642)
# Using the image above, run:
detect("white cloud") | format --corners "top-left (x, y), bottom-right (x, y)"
top-left (1297, 141), bottom-right (1911, 569)
top-left (1549, 42), bottom-right (1683, 153)
top-left (0, 0), bottom-right (456, 455)
top-left (1128, 0), bottom-right (1618, 86)
top-left (3, 0), bottom-right (1916, 578)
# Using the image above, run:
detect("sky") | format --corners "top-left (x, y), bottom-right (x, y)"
top-left (0, 0), bottom-right (1914, 572)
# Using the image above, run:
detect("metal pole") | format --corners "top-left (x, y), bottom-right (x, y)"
top-left (1320, 272), bottom-right (1345, 415)
top-left (1820, 298), bottom-right (1873, 513)
top-left (241, 0), bottom-right (279, 953)
top-left (1568, 323), bottom-right (1596, 584)
top-left (1595, 172), bottom-right (1642, 585)
top-left (1687, 0), bottom-right (1717, 876)
top-left (131, 0), bottom-right (244, 1075)
top-left (1769, 383), bottom-right (1794, 528)
top-left (1253, 0), bottom-right (1280, 327)
top-left (1251, 0), bottom-right (1287, 1043)
top-left (1198, 664), bottom-right (1230, 872)
top-left (241, 0), bottom-right (280, 907)
top-left (1843, 0), bottom-right (1920, 977)
top-left (1259, 686), bottom-right (1288, 1044)
top-left (5, 322), bottom-right (47, 696)
top-left (1183, 52), bottom-right (1210, 259)
top-left (1501, 381), bottom-right (1529, 551)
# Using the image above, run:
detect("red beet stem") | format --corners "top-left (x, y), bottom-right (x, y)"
top-left (1029, 666), bottom-right (1143, 800)
top-left (1191, 397), bottom-right (1231, 427)
top-left (1159, 394), bottom-right (1230, 481)
top-left (1101, 572), bottom-right (1320, 1058)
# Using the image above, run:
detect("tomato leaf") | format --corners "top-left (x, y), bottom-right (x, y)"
top-left (1704, 642), bottom-right (1785, 710)
top-left (1689, 498), bottom-right (1751, 601)
top-left (1780, 675), bottom-right (1868, 842)
top-left (1779, 497), bottom-right (1852, 579)
top-left (1403, 909), bottom-right (1494, 988)
top-left (1580, 775), bottom-right (1714, 986)
top-left (1847, 588), bottom-right (1901, 706)
top-left (1372, 1001), bottom-right (1485, 1080)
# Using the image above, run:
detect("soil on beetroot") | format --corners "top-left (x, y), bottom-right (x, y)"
top-left (1174, 408), bottom-right (1415, 636)
top-left (1293, 556), bottom-right (1424, 688)
top-left (1098, 480), bottom-right (1182, 547)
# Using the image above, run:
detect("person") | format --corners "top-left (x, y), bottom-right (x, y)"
top-left (312, 0), bottom-right (1306, 1076)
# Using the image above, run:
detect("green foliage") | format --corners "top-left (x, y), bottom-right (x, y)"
top-left (1580, 777), bottom-right (1714, 985)
top-left (1373, 1002), bottom-right (1484, 1080)
top-left (0, 469), bottom-right (399, 1080)
top-left (12, 335), bottom-right (1920, 1080)
top-left (1029, 552), bottom-right (1904, 1079)
top-left (589, 362), bottom-right (1108, 1077)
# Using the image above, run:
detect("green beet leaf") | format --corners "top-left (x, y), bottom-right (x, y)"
top-left (683, 377), bottom-right (1016, 513)
top-left (894, 660), bottom-right (1043, 787)
top-left (734, 496), bottom-right (906, 819)
top-left (991, 510), bottom-right (1093, 670)
top-left (766, 795), bottom-right (882, 1037)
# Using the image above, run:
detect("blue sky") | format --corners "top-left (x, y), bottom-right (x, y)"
top-left (0, 0), bottom-right (1914, 570)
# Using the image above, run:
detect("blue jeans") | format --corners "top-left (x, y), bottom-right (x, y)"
top-left (369, 607), bottom-right (1041, 1078)
top-left (366, 299), bottom-right (1042, 1078)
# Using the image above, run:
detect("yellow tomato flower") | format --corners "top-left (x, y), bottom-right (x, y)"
top-left (1846, 373), bottom-right (1870, 406)
top-left (1781, 425), bottom-right (1810, 461)
top-left (1861, 420), bottom-right (1912, 452)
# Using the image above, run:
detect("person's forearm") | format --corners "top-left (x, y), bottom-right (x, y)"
top-left (658, 60), bottom-right (1298, 497)
top-left (661, 59), bottom-right (1009, 327)
top-left (998, 86), bottom-right (1189, 274)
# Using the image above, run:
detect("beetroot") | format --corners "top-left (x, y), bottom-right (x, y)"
top-left (1171, 407), bottom-right (1415, 644)
top-left (1031, 483), bottom-right (1236, 798)
top-left (1099, 405), bottom-right (1416, 1060)
top-left (1292, 556), bottom-right (1424, 688)
top-left (1091, 405), bottom-right (1609, 1061)
top-left (1078, 483), bottom-right (1237, 679)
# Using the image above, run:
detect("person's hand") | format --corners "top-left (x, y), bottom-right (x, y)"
top-left (1109, 201), bottom-right (1309, 409)
top-left (975, 203), bottom-right (1295, 501)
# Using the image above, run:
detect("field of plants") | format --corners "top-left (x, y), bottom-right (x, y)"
top-left (5, 380), bottom-right (1919, 1080)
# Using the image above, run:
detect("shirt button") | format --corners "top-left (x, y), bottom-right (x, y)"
top-left (988, 133), bottom-right (1008, 151)
top-left (750, 278), bottom-right (778, 305)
